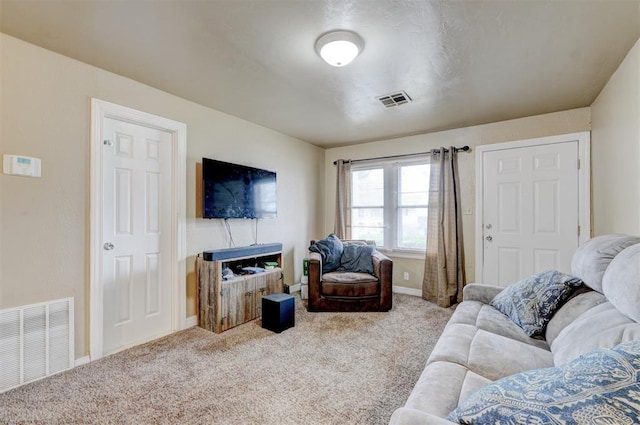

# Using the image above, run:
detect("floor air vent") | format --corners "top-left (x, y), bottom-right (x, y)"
top-left (376, 91), bottom-right (412, 108)
top-left (0, 297), bottom-right (74, 393)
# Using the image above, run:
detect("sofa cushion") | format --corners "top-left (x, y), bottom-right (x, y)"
top-left (403, 361), bottom-right (491, 418)
top-left (428, 324), bottom-right (553, 381)
top-left (309, 234), bottom-right (343, 273)
top-left (489, 270), bottom-right (583, 337)
top-left (447, 340), bottom-right (640, 425)
top-left (602, 243), bottom-right (640, 323)
top-left (545, 290), bottom-right (607, 346)
top-left (446, 301), bottom-right (548, 349)
top-left (465, 330), bottom-right (553, 380)
top-left (570, 233), bottom-right (640, 293)
top-left (551, 301), bottom-right (640, 366)
top-left (322, 271), bottom-right (377, 284)
top-left (320, 271), bottom-right (378, 298)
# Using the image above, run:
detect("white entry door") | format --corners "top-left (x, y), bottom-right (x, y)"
top-left (102, 117), bottom-right (172, 355)
top-left (477, 134), bottom-right (590, 286)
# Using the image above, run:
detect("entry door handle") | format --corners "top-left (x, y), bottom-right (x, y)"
top-left (485, 236), bottom-right (493, 242)
top-left (104, 242), bottom-right (115, 250)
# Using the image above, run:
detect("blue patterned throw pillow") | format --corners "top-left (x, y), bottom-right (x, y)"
top-left (447, 340), bottom-right (640, 425)
top-left (490, 270), bottom-right (583, 337)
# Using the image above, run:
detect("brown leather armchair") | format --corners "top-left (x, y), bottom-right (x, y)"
top-left (307, 239), bottom-right (393, 312)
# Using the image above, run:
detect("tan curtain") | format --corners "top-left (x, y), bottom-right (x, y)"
top-left (422, 147), bottom-right (466, 307)
top-left (334, 159), bottom-right (352, 239)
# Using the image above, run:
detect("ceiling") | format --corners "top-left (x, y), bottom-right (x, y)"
top-left (1, 1), bottom-right (639, 148)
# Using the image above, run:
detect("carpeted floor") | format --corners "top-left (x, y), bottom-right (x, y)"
top-left (0, 293), bottom-right (452, 425)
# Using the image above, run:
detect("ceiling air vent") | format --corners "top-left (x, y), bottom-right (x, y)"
top-left (376, 91), bottom-right (412, 108)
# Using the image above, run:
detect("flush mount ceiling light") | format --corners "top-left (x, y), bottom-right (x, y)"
top-left (315, 30), bottom-right (364, 67)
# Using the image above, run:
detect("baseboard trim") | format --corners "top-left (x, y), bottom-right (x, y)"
top-left (74, 318), bottom-right (198, 367)
top-left (286, 283), bottom-right (301, 293)
top-left (186, 315), bottom-right (198, 327)
top-left (392, 286), bottom-right (421, 297)
top-left (75, 356), bottom-right (91, 367)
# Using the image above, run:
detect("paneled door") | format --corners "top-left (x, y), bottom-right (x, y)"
top-left (477, 134), bottom-right (589, 286)
top-left (102, 118), bottom-right (172, 355)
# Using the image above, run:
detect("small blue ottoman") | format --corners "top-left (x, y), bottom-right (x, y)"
top-left (262, 293), bottom-right (295, 333)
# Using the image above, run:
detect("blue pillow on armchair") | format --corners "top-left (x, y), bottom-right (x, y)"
top-left (309, 234), bottom-right (344, 274)
top-left (338, 244), bottom-right (374, 274)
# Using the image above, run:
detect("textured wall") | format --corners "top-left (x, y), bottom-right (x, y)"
top-left (0, 34), bottom-right (324, 358)
top-left (591, 38), bottom-right (640, 236)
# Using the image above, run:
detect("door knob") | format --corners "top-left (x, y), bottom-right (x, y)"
top-left (486, 224), bottom-right (492, 229)
top-left (104, 242), bottom-right (115, 250)
top-left (485, 236), bottom-right (493, 242)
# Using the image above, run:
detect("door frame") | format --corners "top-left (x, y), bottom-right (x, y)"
top-left (89, 98), bottom-right (187, 360)
top-left (474, 132), bottom-right (591, 283)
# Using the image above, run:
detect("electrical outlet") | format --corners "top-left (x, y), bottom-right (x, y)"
top-left (403, 272), bottom-right (409, 280)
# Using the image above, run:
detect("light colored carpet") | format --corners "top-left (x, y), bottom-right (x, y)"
top-left (0, 294), bottom-right (452, 425)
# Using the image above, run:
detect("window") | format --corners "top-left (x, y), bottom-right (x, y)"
top-left (351, 168), bottom-right (385, 243)
top-left (397, 163), bottom-right (430, 249)
top-left (350, 159), bottom-right (430, 252)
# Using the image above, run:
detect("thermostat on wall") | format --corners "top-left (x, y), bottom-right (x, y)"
top-left (3, 154), bottom-right (42, 177)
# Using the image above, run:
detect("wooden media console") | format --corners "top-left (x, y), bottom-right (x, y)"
top-left (197, 244), bottom-right (283, 333)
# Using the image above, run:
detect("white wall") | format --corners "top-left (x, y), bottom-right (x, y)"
top-left (591, 38), bottom-right (640, 236)
top-left (0, 34), bottom-right (324, 358)
top-left (324, 108), bottom-right (591, 290)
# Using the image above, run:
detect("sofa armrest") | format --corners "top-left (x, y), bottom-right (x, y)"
top-left (372, 250), bottom-right (391, 278)
top-left (372, 250), bottom-right (393, 311)
top-left (308, 252), bottom-right (322, 310)
top-left (308, 251), bottom-right (322, 271)
top-left (389, 407), bottom-right (457, 425)
top-left (462, 283), bottom-right (504, 304)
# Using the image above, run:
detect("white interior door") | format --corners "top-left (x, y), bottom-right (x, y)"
top-left (478, 135), bottom-right (589, 286)
top-left (102, 118), bottom-right (172, 355)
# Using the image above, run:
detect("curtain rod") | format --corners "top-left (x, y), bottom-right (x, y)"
top-left (332, 145), bottom-right (470, 165)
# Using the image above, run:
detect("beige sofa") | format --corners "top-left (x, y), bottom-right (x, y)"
top-left (389, 234), bottom-right (640, 424)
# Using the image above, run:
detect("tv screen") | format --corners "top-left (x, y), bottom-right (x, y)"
top-left (202, 158), bottom-right (277, 219)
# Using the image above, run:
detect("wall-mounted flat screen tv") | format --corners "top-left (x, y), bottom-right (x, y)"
top-left (202, 158), bottom-right (277, 219)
